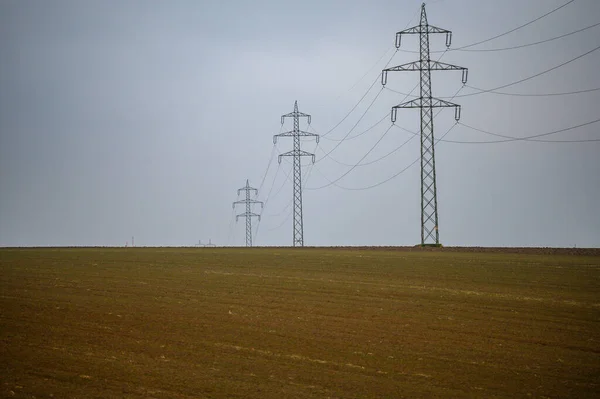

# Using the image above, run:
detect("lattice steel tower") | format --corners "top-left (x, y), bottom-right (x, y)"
top-left (274, 101), bottom-right (319, 247)
top-left (382, 3), bottom-right (468, 246)
top-left (233, 179), bottom-right (263, 247)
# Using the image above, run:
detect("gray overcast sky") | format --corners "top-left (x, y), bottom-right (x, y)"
top-left (1, 0), bottom-right (599, 247)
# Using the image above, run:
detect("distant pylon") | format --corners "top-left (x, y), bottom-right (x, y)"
top-left (274, 101), bottom-right (319, 247)
top-left (382, 3), bottom-right (468, 246)
top-left (233, 180), bottom-right (263, 247)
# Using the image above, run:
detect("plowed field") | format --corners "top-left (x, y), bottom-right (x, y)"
top-left (1, 248), bottom-right (599, 398)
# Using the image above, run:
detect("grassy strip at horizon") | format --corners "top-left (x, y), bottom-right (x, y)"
top-left (1, 248), bottom-right (599, 398)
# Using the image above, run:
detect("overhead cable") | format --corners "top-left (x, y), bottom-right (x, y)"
top-left (444, 119), bottom-right (600, 144)
top-left (316, 112), bottom-right (389, 142)
top-left (459, 21), bottom-right (600, 52)
top-left (385, 44), bottom-right (600, 99)
top-left (306, 123), bottom-right (395, 190)
top-left (311, 123), bottom-right (458, 191)
top-left (314, 87), bottom-right (385, 162)
top-left (400, 0), bottom-right (577, 54)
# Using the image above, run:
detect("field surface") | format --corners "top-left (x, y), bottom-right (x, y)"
top-left (1, 247), bottom-right (599, 398)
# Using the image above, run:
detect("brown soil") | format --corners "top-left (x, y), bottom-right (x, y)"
top-left (1, 248), bottom-right (599, 398)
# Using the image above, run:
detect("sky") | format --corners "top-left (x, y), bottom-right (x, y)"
top-left (0, 0), bottom-right (599, 247)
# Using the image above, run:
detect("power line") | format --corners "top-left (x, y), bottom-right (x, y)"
top-left (257, 144), bottom-right (277, 194)
top-left (314, 45), bottom-right (451, 151)
top-left (253, 162), bottom-right (281, 244)
top-left (269, 152), bottom-right (315, 213)
top-left (333, 4), bottom-right (422, 100)
top-left (459, 21), bottom-right (600, 52)
top-left (395, 114), bottom-right (600, 143)
top-left (266, 163), bottom-right (314, 232)
top-left (340, 46), bottom-right (395, 97)
top-left (320, 71), bottom-right (386, 139)
top-left (315, 112), bottom-right (389, 142)
top-left (266, 205), bottom-right (294, 232)
top-left (463, 85), bottom-right (600, 98)
top-left (321, 88), bottom-right (467, 171)
top-left (385, 44), bottom-right (600, 99)
top-left (266, 197), bottom-right (292, 218)
top-left (466, 44), bottom-right (600, 95)
top-left (442, 118), bottom-right (600, 144)
top-left (316, 128), bottom-right (416, 168)
top-left (314, 70), bottom-right (423, 146)
top-left (317, 25), bottom-right (414, 141)
top-left (269, 157), bottom-right (293, 201)
top-left (314, 86), bottom-right (385, 163)
top-left (387, 83), bottom-right (600, 99)
top-left (226, 207), bottom-right (236, 246)
top-left (455, 0), bottom-right (576, 50)
top-left (307, 50), bottom-right (459, 191)
top-left (311, 123), bottom-right (459, 192)
top-left (315, 72), bottom-right (467, 192)
top-left (306, 123), bottom-right (395, 190)
top-left (250, 126), bottom-right (285, 245)
top-left (399, 0), bottom-right (577, 54)
top-left (305, 59), bottom-right (443, 194)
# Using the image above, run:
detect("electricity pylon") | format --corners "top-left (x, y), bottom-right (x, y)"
top-left (382, 3), bottom-right (468, 246)
top-left (274, 101), bottom-right (319, 247)
top-left (233, 180), bottom-right (263, 247)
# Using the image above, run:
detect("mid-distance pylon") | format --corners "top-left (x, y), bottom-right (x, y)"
top-left (233, 179), bottom-right (263, 247)
top-left (274, 101), bottom-right (319, 247)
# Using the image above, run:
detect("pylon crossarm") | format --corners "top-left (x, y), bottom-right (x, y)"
top-left (236, 212), bottom-right (261, 218)
top-left (274, 131), bottom-right (295, 139)
top-left (430, 98), bottom-right (461, 120)
top-left (298, 130), bottom-right (319, 138)
top-left (429, 60), bottom-right (466, 72)
top-left (430, 98), bottom-right (460, 108)
top-left (382, 62), bottom-right (420, 85)
top-left (282, 110), bottom-right (311, 119)
top-left (275, 130), bottom-right (319, 138)
top-left (279, 150), bottom-right (315, 158)
top-left (393, 98), bottom-right (422, 109)
top-left (384, 61), bottom-right (421, 73)
top-left (421, 27), bottom-right (453, 47)
top-left (426, 25), bottom-right (451, 35)
top-left (281, 111), bottom-right (310, 125)
top-left (396, 27), bottom-right (450, 48)
top-left (396, 26), bottom-right (422, 36)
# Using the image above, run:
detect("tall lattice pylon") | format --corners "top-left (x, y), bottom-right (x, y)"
top-left (233, 179), bottom-right (263, 247)
top-left (274, 101), bottom-right (319, 247)
top-left (382, 3), bottom-right (468, 246)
